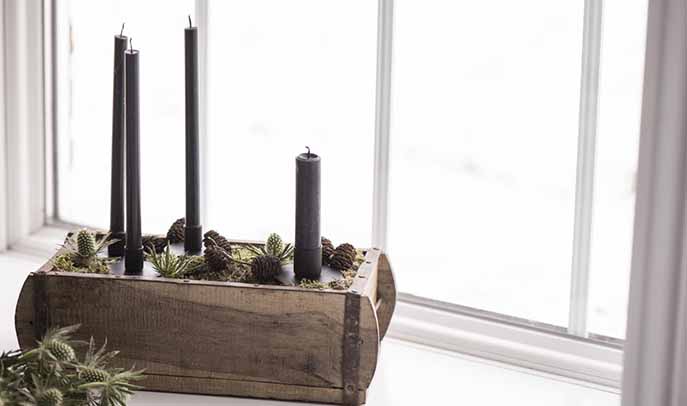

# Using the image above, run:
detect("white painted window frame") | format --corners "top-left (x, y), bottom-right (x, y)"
top-left (371, 0), bottom-right (605, 340)
top-left (3, 0), bottom-right (626, 390)
top-left (0, 0), bottom-right (49, 251)
top-left (621, 0), bottom-right (687, 403)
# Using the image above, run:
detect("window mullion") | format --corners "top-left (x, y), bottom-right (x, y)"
top-left (372, 0), bottom-right (394, 250)
top-left (569, 0), bottom-right (603, 337)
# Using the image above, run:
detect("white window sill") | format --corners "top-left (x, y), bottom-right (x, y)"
top-left (1, 226), bottom-right (621, 405)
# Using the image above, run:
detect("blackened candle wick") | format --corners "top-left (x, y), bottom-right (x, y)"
top-left (129, 38), bottom-right (133, 50)
top-left (120, 22), bottom-right (125, 37)
top-left (306, 146), bottom-right (311, 158)
top-left (188, 15), bottom-right (193, 28)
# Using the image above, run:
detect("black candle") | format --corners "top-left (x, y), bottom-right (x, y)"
top-left (294, 147), bottom-right (321, 279)
top-left (124, 41), bottom-right (143, 273)
top-left (184, 16), bottom-right (202, 253)
top-left (109, 24), bottom-right (127, 257)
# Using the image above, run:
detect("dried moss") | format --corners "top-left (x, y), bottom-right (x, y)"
top-left (52, 253), bottom-right (111, 274)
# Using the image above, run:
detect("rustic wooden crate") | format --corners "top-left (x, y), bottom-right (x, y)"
top-left (14, 240), bottom-right (396, 405)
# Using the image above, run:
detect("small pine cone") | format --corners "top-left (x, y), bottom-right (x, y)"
top-left (205, 246), bottom-right (231, 272)
top-left (36, 388), bottom-right (63, 406)
top-left (79, 367), bottom-right (111, 383)
top-left (203, 230), bottom-right (232, 254)
top-left (45, 340), bottom-right (75, 362)
top-left (329, 250), bottom-right (354, 271)
top-left (142, 235), bottom-right (168, 253)
top-left (321, 237), bottom-right (335, 265)
top-left (335, 243), bottom-right (357, 262)
top-left (76, 230), bottom-right (96, 257)
top-left (251, 255), bottom-right (281, 283)
top-left (166, 218), bottom-right (185, 243)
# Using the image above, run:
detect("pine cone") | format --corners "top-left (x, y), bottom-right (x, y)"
top-left (79, 367), bottom-right (111, 383)
top-left (76, 230), bottom-right (96, 257)
top-left (322, 237), bottom-right (335, 265)
top-left (142, 235), bottom-right (168, 253)
top-left (265, 233), bottom-right (284, 256)
top-left (45, 340), bottom-right (75, 362)
top-left (205, 246), bottom-right (231, 272)
top-left (335, 243), bottom-right (357, 262)
top-left (36, 388), bottom-right (63, 406)
top-left (203, 230), bottom-right (232, 254)
top-left (166, 218), bottom-right (185, 243)
top-left (251, 255), bottom-right (281, 283)
top-left (330, 248), bottom-right (354, 271)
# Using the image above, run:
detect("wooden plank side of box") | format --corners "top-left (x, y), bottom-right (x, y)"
top-left (141, 373), bottom-right (366, 404)
top-left (15, 271), bottom-right (380, 394)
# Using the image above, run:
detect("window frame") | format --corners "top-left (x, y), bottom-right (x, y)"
top-left (3, 0), bottom-right (631, 388)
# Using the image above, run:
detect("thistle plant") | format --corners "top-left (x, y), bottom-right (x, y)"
top-left (146, 244), bottom-right (203, 279)
top-left (53, 230), bottom-right (117, 274)
top-left (264, 233), bottom-right (283, 257)
top-left (0, 325), bottom-right (143, 406)
top-left (245, 234), bottom-right (294, 266)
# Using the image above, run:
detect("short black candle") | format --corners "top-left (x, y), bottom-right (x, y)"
top-left (184, 16), bottom-right (202, 253)
top-left (109, 26), bottom-right (127, 257)
top-left (124, 43), bottom-right (143, 274)
top-left (294, 147), bottom-right (321, 279)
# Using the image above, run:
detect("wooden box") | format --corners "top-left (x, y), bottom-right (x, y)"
top-left (14, 240), bottom-right (396, 405)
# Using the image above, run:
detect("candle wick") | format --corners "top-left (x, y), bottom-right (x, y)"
top-left (129, 38), bottom-right (133, 50)
top-left (306, 146), bottom-right (311, 158)
top-left (120, 22), bottom-right (125, 37)
top-left (188, 15), bottom-right (192, 28)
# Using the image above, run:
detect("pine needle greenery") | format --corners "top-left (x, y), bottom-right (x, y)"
top-left (145, 244), bottom-right (203, 279)
top-left (52, 230), bottom-right (117, 275)
top-left (0, 325), bottom-right (143, 406)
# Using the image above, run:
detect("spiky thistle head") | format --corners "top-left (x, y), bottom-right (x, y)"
top-left (36, 388), bottom-right (64, 406)
top-left (245, 241), bottom-right (294, 266)
top-left (76, 230), bottom-right (96, 257)
top-left (79, 367), bottom-right (111, 383)
top-left (34, 325), bottom-right (80, 362)
top-left (60, 230), bottom-right (116, 266)
top-left (29, 375), bottom-right (64, 406)
top-left (36, 387), bottom-right (63, 406)
top-left (265, 233), bottom-right (283, 257)
top-left (43, 340), bottom-right (75, 362)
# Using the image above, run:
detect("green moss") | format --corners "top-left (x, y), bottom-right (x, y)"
top-left (298, 279), bottom-right (328, 290)
top-left (52, 253), bottom-right (111, 274)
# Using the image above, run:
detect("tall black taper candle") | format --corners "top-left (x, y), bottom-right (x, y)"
top-left (184, 16), bottom-right (202, 253)
top-left (124, 40), bottom-right (143, 273)
top-left (294, 147), bottom-right (322, 279)
top-left (108, 24), bottom-right (127, 257)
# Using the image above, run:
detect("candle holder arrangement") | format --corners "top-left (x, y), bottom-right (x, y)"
top-left (13, 19), bottom-right (396, 406)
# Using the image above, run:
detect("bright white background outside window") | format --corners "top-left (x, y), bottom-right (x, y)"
top-left (205, 0), bottom-right (376, 246)
top-left (587, 0), bottom-right (647, 338)
top-left (389, 0), bottom-right (584, 327)
top-left (56, 0), bottom-right (194, 233)
top-left (55, 0), bottom-right (647, 339)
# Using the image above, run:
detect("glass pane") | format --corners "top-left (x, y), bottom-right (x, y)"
top-left (388, 0), bottom-right (584, 325)
top-left (57, 0), bottom-right (194, 233)
top-left (206, 1), bottom-right (377, 246)
top-left (587, 0), bottom-right (648, 338)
